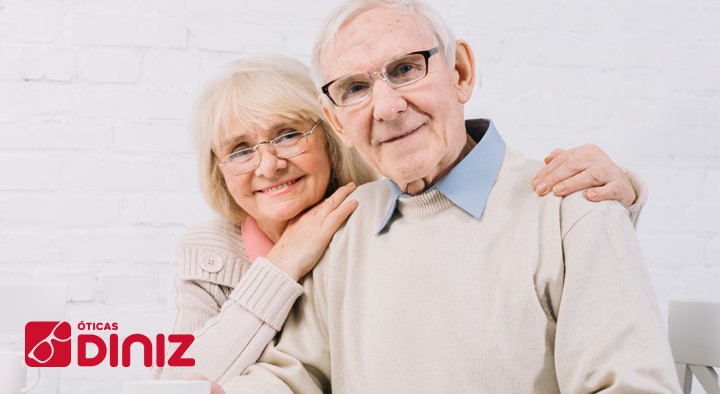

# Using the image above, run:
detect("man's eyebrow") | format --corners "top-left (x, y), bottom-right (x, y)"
top-left (220, 120), bottom-right (300, 149)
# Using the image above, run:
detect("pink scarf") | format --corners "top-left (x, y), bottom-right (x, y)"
top-left (240, 216), bottom-right (275, 263)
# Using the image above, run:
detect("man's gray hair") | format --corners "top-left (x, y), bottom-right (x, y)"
top-left (310, 0), bottom-right (457, 93)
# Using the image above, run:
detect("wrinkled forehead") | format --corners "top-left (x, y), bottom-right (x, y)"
top-left (213, 110), bottom-right (273, 154)
top-left (212, 96), bottom-right (314, 155)
top-left (323, 7), bottom-right (437, 83)
top-left (212, 109), bottom-right (256, 154)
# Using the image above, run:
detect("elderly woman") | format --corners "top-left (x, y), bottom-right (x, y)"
top-left (148, 54), bottom-right (645, 386)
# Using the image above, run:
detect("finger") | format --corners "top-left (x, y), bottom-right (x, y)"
top-left (543, 148), bottom-right (565, 165)
top-left (321, 199), bottom-right (359, 236)
top-left (318, 182), bottom-right (357, 213)
top-left (550, 166), bottom-right (608, 196)
top-left (533, 144), bottom-right (609, 190)
top-left (534, 151), bottom-right (605, 196)
top-left (586, 180), bottom-right (636, 207)
top-left (585, 180), bottom-right (623, 202)
top-left (533, 149), bottom-right (576, 190)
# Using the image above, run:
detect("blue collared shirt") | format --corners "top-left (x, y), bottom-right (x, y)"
top-left (376, 119), bottom-right (506, 235)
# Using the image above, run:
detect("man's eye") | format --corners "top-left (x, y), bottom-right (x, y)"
top-left (397, 65), bottom-right (414, 74)
top-left (348, 84), bottom-right (367, 94)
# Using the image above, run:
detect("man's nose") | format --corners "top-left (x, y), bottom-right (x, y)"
top-left (253, 145), bottom-right (288, 178)
top-left (371, 76), bottom-right (408, 121)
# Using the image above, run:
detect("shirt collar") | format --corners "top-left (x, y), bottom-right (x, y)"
top-left (376, 119), bottom-right (506, 235)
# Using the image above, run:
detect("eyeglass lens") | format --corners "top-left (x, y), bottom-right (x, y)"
top-left (225, 131), bottom-right (308, 174)
top-left (28, 321), bottom-right (71, 363)
top-left (329, 53), bottom-right (428, 106)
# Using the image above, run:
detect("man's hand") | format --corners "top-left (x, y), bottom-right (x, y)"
top-left (185, 373), bottom-right (226, 394)
top-left (531, 144), bottom-right (636, 207)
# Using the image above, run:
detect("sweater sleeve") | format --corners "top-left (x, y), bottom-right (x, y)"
top-left (147, 252), bottom-right (303, 385)
top-left (621, 167), bottom-right (648, 228)
top-left (554, 199), bottom-right (680, 393)
top-left (221, 259), bottom-right (331, 394)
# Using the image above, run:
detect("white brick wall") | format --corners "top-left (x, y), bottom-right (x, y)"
top-left (0, 0), bottom-right (717, 392)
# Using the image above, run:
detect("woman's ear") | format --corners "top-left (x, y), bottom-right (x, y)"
top-left (453, 40), bottom-right (476, 104)
top-left (319, 94), bottom-right (354, 148)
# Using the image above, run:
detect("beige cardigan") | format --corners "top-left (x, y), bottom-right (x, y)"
top-left (148, 164), bottom-right (648, 387)
top-left (222, 147), bottom-right (678, 393)
top-left (147, 220), bottom-right (303, 384)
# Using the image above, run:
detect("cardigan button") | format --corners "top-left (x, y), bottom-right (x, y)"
top-left (199, 252), bottom-right (224, 273)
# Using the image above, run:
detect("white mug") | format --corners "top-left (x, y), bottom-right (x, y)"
top-left (0, 352), bottom-right (41, 394)
top-left (124, 381), bottom-right (211, 394)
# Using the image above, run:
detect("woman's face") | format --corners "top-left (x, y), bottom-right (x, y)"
top-left (216, 116), bottom-right (332, 225)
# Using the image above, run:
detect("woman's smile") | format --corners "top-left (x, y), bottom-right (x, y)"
top-left (218, 116), bottom-right (332, 227)
top-left (255, 176), bottom-right (304, 196)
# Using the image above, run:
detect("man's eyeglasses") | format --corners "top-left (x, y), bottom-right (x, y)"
top-left (218, 120), bottom-right (321, 175)
top-left (27, 321), bottom-right (71, 364)
top-left (321, 45), bottom-right (444, 107)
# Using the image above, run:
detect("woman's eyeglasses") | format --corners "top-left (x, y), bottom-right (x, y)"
top-left (218, 120), bottom-right (321, 175)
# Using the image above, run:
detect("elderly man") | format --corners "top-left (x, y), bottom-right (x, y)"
top-left (213, 1), bottom-right (681, 393)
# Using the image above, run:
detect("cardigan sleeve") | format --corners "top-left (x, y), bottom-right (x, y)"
top-left (622, 167), bottom-right (648, 228)
top-left (147, 222), bottom-right (303, 385)
top-left (221, 258), bottom-right (331, 394)
top-left (554, 199), bottom-right (680, 393)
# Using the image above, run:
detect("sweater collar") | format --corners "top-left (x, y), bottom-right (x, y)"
top-left (376, 119), bottom-right (506, 235)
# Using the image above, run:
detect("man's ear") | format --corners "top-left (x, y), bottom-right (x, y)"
top-left (453, 39), bottom-right (475, 104)
top-left (319, 95), bottom-right (355, 148)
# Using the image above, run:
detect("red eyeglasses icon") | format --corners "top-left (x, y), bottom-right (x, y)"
top-left (25, 321), bottom-right (72, 367)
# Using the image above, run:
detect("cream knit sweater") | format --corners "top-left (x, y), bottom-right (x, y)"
top-left (147, 144), bottom-right (648, 387)
top-left (222, 147), bottom-right (680, 394)
top-left (147, 220), bottom-right (303, 384)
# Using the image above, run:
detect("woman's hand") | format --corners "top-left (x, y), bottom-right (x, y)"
top-left (531, 144), bottom-right (637, 207)
top-left (267, 182), bottom-right (359, 281)
top-left (185, 373), bottom-right (226, 394)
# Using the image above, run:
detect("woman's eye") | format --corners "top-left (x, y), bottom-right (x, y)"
top-left (232, 149), bottom-right (250, 158)
top-left (280, 133), bottom-right (299, 141)
top-left (274, 132), bottom-right (303, 146)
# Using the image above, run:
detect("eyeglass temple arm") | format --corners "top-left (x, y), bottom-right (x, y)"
top-left (303, 120), bottom-right (321, 136)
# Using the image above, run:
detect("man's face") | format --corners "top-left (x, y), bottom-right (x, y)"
top-left (321, 8), bottom-right (470, 193)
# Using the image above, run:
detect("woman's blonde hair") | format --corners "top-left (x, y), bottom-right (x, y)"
top-left (191, 54), bottom-right (378, 222)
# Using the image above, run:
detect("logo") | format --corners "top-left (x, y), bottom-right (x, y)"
top-left (24, 320), bottom-right (194, 368)
top-left (25, 321), bottom-right (72, 367)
